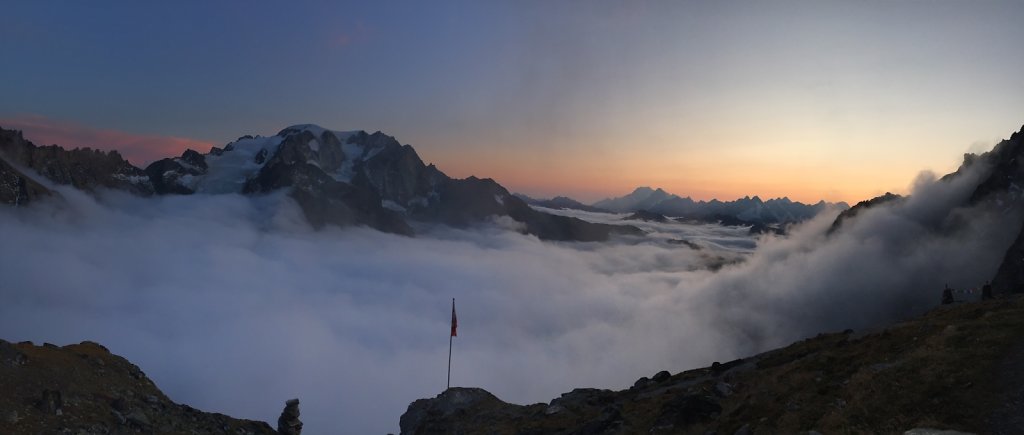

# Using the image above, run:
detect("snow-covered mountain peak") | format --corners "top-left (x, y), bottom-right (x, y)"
top-left (278, 124), bottom-right (360, 143)
top-left (196, 134), bottom-right (284, 194)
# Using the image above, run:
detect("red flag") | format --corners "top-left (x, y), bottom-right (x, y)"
top-left (450, 299), bottom-right (458, 337)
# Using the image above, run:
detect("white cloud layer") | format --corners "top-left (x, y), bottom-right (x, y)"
top-left (0, 161), bottom-right (1019, 433)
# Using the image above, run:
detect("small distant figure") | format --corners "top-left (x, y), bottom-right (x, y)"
top-left (941, 284), bottom-right (954, 305)
top-left (982, 281), bottom-right (993, 300)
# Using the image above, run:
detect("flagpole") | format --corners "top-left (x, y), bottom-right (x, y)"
top-left (447, 298), bottom-right (454, 390)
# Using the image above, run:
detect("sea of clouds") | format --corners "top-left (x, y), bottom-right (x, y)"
top-left (0, 158), bottom-right (1019, 433)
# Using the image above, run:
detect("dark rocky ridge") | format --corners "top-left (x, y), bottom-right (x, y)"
top-left (593, 187), bottom-right (844, 225)
top-left (977, 126), bottom-right (1024, 294)
top-left (0, 339), bottom-right (277, 434)
top-left (0, 125), bottom-right (639, 242)
top-left (0, 128), bottom-right (153, 196)
top-left (826, 192), bottom-right (904, 235)
top-left (401, 296), bottom-right (1024, 434)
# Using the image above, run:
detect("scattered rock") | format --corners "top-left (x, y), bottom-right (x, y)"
top-left (277, 398), bottom-right (303, 435)
top-left (4, 410), bottom-right (18, 424)
top-left (633, 376), bottom-right (652, 388)
top-left (734, 423), bottom-right (752, 435)
top-left (550, 388), bottom-right (617, 412)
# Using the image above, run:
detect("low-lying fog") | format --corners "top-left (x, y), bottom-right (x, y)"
top-left (1, 163), bottom-right (1018, 433)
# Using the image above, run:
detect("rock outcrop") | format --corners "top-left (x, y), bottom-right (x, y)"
top-left (277, 398), bottom-right (302, 435)
top-left (0, 339), bottom-right (276, 434)
top-left (0, 128), bottom-right (153, 195)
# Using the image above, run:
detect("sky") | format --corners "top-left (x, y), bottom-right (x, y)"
top-left (2, 1), bottom-right (1024, 203)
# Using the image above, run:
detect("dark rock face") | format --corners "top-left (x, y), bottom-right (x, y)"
top-left (243, 131), bottom-right (413, 236)
top-left (0, 156), bottom-right (53, 206)
top-left (966, 127), bottom-right (1024, 204)
top-left (277, 398), bottom-right (302, 435)
top-left (0, 127), bottom-right (154, 195)
top-left (0, 339), bottom-right (276, 434)
top-left (356, 139), bottom-right (446, 209)
top-left (144, 149), bottom-right (209, 195)
top-left (993, 218), bottom-right (1024, 295)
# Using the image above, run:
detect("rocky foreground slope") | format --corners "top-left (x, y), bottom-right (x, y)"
top-left (400, 295), bottom-right (1024, 434)
top-left (0, 339), bottom-right (283, 434)
top-left (3, 298), bottom-right (1021, 434)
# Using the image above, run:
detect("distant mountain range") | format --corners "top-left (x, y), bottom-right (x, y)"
top-left (519, 187), bottom-right (849, 225)
top-left (0, 125), bottom-right (641, 242)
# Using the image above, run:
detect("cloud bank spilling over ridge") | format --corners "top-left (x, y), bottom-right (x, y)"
top-left (0, 157), bottom-right (1019, 433)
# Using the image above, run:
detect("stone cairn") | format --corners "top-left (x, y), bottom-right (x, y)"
top-left (277, 398), bottom-right (303, 435)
